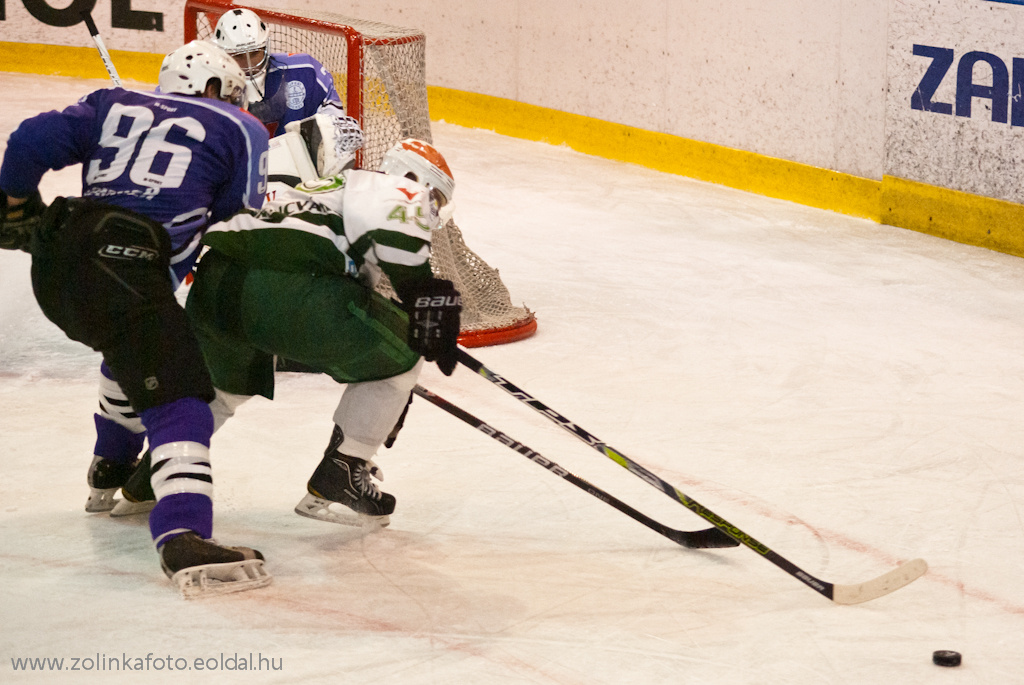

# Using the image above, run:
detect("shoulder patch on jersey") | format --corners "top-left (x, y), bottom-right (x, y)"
top-left (299, 175), bottom-right (346, 193)
top-left (285, 81), bottom-right (307, 110)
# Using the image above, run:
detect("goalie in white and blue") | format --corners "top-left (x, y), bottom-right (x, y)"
top-left (214, 7), bottom-right (343, 137)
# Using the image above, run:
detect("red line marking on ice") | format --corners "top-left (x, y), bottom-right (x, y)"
top-left (671, 474), bottom-right (1024, 615)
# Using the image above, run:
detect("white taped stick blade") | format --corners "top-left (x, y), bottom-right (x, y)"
top-left (831, 558), bottom-right (928, 604)
top-left (172, 559), bottom-right (272, 599)
top-left (293, 493), bottom-right (389, 528)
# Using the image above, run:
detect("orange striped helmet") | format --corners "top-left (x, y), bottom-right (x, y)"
top-left (379, 139), bottom-right (455, 207)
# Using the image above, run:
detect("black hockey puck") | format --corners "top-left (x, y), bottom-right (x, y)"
top-left (932, 650), bottom-right (961, 667)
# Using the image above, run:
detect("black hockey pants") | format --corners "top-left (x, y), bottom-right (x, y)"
top-left (30, 197), bottom-right (214, 412)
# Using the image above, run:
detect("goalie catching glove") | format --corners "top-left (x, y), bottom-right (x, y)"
top-left (396, 278), bottom-right (462, 376)
top-left (0, 190), bottom-right (47, 252)
top-left (289, 103), bottom-right (364, 177)
top-left (266, 108), bottom-right (363, 186)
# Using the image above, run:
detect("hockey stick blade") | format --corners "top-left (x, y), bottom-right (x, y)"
top-left (830, 558), bottom-right (928, 605)
top-left (413, 386), bottom-right (737, 550)
top-left (457, 349), bottom-right (928, 603)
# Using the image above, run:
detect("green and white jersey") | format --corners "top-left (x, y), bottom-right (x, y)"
top-left (201, 169), bottom-right (436, 290)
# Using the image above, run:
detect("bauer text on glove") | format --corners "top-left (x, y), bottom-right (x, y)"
top-left (396, 278), bottom-right (462, 376)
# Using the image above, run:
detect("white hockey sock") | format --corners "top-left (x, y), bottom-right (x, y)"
top-left (97, 371), bottom-right (145, 434)
top-left (150, 441), bottom-right (214, 501)
top-left (333, 359), bottom-right (423, 459)
top-left (209, 388), bottom-right (253, 433)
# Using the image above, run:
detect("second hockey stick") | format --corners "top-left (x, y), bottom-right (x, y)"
top-left (456, 349), bottom-right (928, 604)
top-left (81, 11), bottom-right (122, 87)
top-left (413, 385), bottom-right (738, 550)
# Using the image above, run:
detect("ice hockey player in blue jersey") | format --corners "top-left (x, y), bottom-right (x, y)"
top-left (214, 7), bottom-right (342, 137)
top-left (0, 40), bottom-right (271, 598)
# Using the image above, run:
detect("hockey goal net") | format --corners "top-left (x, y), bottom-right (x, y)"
top-left (184, 0), bottom-right (537, 346)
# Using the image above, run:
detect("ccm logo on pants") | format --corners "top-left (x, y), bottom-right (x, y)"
top-left (98, 244), bottom-right (158, 261)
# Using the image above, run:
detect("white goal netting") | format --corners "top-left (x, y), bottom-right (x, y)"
top-left (186, 1), bottom-right (536, 345)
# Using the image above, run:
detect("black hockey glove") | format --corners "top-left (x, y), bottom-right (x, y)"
top-left (396, 278), bottom-right (462, 376)
top-left (0, 190), bottom-right (46, 252)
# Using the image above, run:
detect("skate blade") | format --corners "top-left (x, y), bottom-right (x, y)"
top-left (293, 494), bottom-right (390, 528)
top-left (85, 488), bottom-right (118, 513)
top-left (171, 559), bottom-right (272, 600)
top-left (110, 498), bottom-right (156, 517)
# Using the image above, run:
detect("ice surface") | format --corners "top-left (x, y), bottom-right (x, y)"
top-left (1, 72), bottom-right (1022, 684)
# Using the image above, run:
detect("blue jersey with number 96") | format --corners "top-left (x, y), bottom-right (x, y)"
top-left (0, 88), bottom-right (269, 282)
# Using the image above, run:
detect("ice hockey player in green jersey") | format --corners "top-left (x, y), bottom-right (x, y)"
top-left (182, 132), bottom-right (461, 528)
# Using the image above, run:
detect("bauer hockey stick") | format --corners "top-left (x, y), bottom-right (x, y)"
top-left (81, 11), bottom-right (122, 87)
top-left (413, 386), bottom-right (738, 550)
top-left (456, 349), bottom-right (928, 604)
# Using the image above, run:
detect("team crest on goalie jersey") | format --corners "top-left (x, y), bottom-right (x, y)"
top-left (286, 81), bottom-right (306, 110)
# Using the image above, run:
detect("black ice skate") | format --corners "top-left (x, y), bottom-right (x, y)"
top-left (85, 455), bottom-right (139, 512)
top-left (158, 531), bottom-right (271, 599)
top-left (109, 451), bottom-right (156, 517)
top-left (294, 427), bottom-right (395, 527)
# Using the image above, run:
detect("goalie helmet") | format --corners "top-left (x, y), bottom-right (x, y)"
top-left (158, 40), bottom-right (247, 107)
top-left (214, 8), bottom-right (271, 102)
top-left (379, 139), bottom-right (455, 208)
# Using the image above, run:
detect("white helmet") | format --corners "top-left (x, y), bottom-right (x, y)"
top-left (379, 139), bottom-right (455, 208)
top-left (214, 8), bottom-right (270, 102)
top-left (159, 40), bottom-right (247, 107)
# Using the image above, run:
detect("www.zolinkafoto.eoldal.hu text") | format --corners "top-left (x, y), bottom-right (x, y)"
top-left (10, 652), bottom-right (283, 672)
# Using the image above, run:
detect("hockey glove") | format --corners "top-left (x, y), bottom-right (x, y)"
top-left (0, 190), bottom-right (46, 252)
top-left (396, 278), bottom-right (462, 376)
top-left (289, 103), bottom-right (364, 178)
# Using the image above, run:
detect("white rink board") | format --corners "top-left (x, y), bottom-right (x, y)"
top-left (5, 0), bottom-right (1024, 204)
top-left (1, 0), bottom-right (179, 53)
top-left (886, 0), bottom-right (1024, 204)
top-left (279, 0), bottom-right (890, 180)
